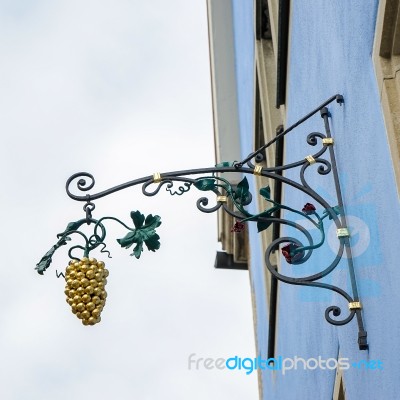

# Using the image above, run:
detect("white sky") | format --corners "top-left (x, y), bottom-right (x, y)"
top-left (0, 1), bottom-right (258, 399)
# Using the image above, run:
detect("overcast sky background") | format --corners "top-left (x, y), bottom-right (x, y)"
top-left (0, 1), bottom-right (258, 399)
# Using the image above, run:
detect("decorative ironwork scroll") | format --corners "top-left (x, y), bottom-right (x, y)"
top-left (36, 94), bottom-right (368, 350)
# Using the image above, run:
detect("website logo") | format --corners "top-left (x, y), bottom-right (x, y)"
top-left (188, 354), bottom-right (383, 375)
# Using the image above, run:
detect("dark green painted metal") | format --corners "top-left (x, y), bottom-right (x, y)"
top-left (36, 94), bottom-right (367, 350)
top-left (35, 212), bottom-right (161, 275)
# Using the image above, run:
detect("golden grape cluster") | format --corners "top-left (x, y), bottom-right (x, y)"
top-left (64, 257), bottom-right (109, 325)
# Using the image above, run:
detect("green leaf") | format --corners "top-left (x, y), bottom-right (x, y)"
top-left (194, 178), bottom-right (216, 191)
top-left (117, 212), bottom-right (162, 259)
top-left (144, 214), bottom-right (162, 230)
top-left (332, 206), bottom-right (341, 216)
top-left (132, 242), bottom-right (144, 259)
top-left (145, 233), bottom-right (161, 252)
top-left (234, 177), bottom-right (252, 205)
top-left (35, 236), bottom-right (70, 275)
top-left (256, 209), bottom-right (275, 232)
top-left (131, 211), bottom-right (145, 228)
top-left (57, 220), bottom-right (84, 238)
top-left (260, 186), bottom-right (271, 200)
top-left (236, 177), bottom-right (249, 193)
top-left (36, 247), bottom-right (57, 275)
top-left (117, 231), bottom-right (138, 248)
top-left (257, 219), bottom-right (272, 233)
top-left (323, 206), bottom-right (342, 220)
top-left (215, 161), bottom-right (234, 168)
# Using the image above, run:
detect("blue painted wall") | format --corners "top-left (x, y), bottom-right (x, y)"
top-left (231, 0), bottom-right (400, 399)
top-left (231, 0), bottom-right (271, 370)
top-left (275, 1), bottom-right (400, 399)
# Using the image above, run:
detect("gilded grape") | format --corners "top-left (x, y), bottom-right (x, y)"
top-left (64, 258), bottom-right (108, 325)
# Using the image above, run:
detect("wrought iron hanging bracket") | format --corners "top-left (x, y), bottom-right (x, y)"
top-left (36, 94), bottom-right (368, 350)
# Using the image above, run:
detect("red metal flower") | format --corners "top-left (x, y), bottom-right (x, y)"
top-left (302, 203), bottom-right (316, 214)
top-left (231, 220), bottom-right (245, 233)
top-left (281, 243), bottom-right (305, 264)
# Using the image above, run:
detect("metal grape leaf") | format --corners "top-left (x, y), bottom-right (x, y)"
top-left (57, 220), bottom-right (84, 238)
top-left (194, 178), bottom-right (216, 191)
top-left (130, 210), bottom-right (145, 228)
top-left (117, 211), bottom-right (162, 259)
top-left (256, 210), bottom-right (274, 233)
top-left (234, 177), bottom-right (252, 205)
top-left (260, 185), bottom-right (271, 200)
top-left (257, 218), bottom-right (272, 233)
top-left (35, 237), bottom-right (70, 275)
top-left (144, 233), bottom-right (160, 251)
top-left (256, 205), bottom-right (280, 233)
top-left (215, 161), bottom-right (235, 168)
top-left (322, 205), bottom-right (341, 220)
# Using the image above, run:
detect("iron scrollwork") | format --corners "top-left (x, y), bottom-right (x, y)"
top-left (36, 94), bottom-right (368, 350)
